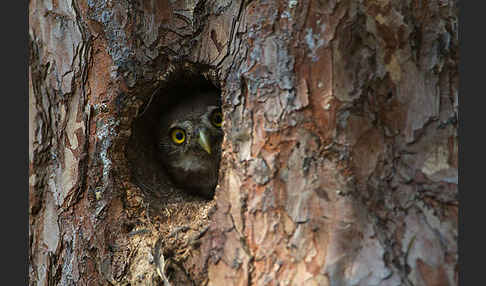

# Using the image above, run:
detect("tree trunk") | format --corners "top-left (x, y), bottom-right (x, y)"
top-left (29, 0), bottom-right (458, 285)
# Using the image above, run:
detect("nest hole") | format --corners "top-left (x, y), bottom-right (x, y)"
top-left (126, 72), bottom-right (222, 213)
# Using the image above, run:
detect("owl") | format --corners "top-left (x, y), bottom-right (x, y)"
top-left (158, 90), bottom-right (223, 198)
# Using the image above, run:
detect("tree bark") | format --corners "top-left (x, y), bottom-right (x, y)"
top-left (29, 0), bottom-right (458, 285)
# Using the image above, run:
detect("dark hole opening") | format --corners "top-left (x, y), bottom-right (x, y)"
top-left (126, 73), bottom-right (222, 208)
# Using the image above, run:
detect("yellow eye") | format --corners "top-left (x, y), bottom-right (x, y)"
top-left (171, 128), bottom-right (186, 144)
top-left (210, 110), bottom-right (223, 128)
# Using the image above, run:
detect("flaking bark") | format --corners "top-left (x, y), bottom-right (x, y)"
top-left (29, 0), bottom-right (458, 285)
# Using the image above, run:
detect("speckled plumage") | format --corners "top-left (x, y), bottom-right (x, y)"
top-left (158, 91), bottom-right (223, 198)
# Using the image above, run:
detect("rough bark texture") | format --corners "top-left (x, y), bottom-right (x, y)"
top-left (29, 0), bottom-right (458, 285)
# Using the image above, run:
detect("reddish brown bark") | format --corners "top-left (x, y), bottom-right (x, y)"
top-left (29, 0), bottom-right (458, 285)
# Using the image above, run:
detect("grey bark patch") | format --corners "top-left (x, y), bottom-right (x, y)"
top-left (249, 157), bottom-right (271, 185)
top-left (43, 192), bottom-right (60, 253)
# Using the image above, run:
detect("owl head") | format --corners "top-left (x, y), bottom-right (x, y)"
top-left (158, 90), bottom-right (223, 198)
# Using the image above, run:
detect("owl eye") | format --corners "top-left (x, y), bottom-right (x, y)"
top-left (171, 128), bottom-right (186, 144)
top-left (210, 109), bottom-right (223, 128)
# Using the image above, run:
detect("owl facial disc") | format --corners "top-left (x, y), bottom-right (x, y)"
top-left (157, 89), bottom-right (223, 197)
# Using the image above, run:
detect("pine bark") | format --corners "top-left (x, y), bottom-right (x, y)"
top-left (29, 0), bottom-right (458, 285)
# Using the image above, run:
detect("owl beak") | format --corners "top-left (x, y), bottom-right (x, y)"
top-left (198, 129), bottom-right (212, 154)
